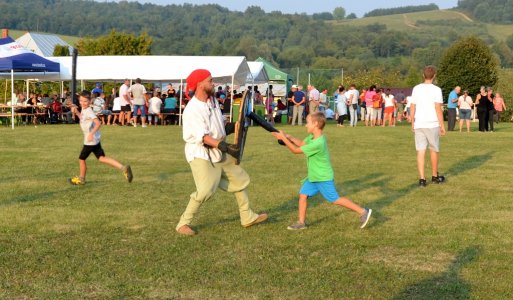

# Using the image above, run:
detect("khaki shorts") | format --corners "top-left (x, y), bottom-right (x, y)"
top-left (415, 127), bottom-right (440, 152)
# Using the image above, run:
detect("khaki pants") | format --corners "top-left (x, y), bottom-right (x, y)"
top-left (176, 155), bottom-right (259, 229)
top-left (292, 105), bottom-right (304, 125)
top-left (309, 102), bottom-right (319, 115)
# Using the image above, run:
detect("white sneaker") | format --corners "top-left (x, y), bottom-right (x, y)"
top-left (142, 124), bottom-right (147, 128)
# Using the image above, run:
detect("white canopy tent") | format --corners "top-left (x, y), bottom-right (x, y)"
top-left (247, 61), bottom-right (269, 84)
top-left (1, 55), bottom-right (252, 124)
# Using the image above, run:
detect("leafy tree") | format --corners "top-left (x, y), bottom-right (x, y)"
top-left (312, 12), bottom-right (333, 21)
top-left (333, 7), bottom-right (346, 20)
top-left (76, 30), bottom-right (152, 55)
top-left (346, 13), bottom-right (357, 19)
top-left (53, 44), bottom-right (70, 56)
top-left (438, 36), bottom-right (499, 97)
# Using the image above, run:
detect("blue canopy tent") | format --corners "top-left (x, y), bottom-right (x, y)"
top-left (0, 37), bottom-right (60, 129)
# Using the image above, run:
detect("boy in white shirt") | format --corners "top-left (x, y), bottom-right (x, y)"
top-left (68, 91), bottom-right (132, 185)
top-left (410, 65), bottom-right (446, 187)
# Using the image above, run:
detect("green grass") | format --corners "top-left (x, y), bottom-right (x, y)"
top-left (1, 121), bottom-right (513, 298)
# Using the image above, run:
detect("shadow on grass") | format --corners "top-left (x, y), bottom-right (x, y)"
top-left (0, 189), bottom-right (69, 206)
top-left (393, 246), bottom-right (480, 300)
top-left (445, 152), bottom-right (493, 177)
top-left (348, 153), bottom-right (493, 227)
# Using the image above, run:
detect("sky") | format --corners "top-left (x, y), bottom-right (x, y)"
top-left (127, 0), bottom-right (459, 17)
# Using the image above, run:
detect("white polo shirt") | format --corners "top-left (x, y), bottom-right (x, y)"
top-left (182, 96), bottom-right (226, 163)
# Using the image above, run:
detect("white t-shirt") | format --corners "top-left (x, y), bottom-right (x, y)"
top-left (347, 89), bottom-right (359, 104)
top-left (119, 83), bottom-right (130, 106)
top-left (411, 83), bottom-right (443, 129)
top-left (80, 107), bottom-right (101, 146)
top-left (383, 94), bottom-right (395, 107)
top-left (148, 97), bottom-right (162, 114)
top-left (405, 96), bottom-right (412, 109)
top-left (128, 83), bottom-right (147, 105)
top-left (112, 97), bottom-right (122, 111)
top-left (458, 95), bottom-right (473, 110)
top-left (182, 96), bottom-right (226, 163)
top-left (309, 88), bottom-right (320, 101)
top-left (92, 97), bottom-right (104, 113)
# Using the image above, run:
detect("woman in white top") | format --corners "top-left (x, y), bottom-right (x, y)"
top-left (382, 89), bottom-right (395, 127)
top-left (335, 86), bottom-right (348, 127)
top-left (458, 90), bottom-right (473, 132)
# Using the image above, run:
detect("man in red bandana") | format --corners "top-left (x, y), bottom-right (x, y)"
top-left (176, 69), bottom-right (268, 236)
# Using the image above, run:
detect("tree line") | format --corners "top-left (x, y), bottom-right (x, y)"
top-left (457, 0), bottom-right (513, 24)
top-left (1, 0), bottom-right (513, 91)
top-left (364, 3), bottom-right (439, 17)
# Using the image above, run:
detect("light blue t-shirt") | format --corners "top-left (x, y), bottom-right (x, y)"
top-left (447, 90), bottom-right (458, 109)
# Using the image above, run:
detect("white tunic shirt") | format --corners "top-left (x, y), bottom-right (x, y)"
top-left (182, 96), bottom-right (226, 163)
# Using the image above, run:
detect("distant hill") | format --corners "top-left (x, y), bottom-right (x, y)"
top-left (330, 9), bottom-right (513, 42)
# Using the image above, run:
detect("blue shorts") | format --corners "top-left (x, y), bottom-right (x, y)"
top-left (133, 104), bottom-right (147, 117)
top-left (300, 179), bottom-right (340, 202)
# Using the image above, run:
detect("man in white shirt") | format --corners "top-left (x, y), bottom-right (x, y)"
top-left (128, 78), bottom-right (147, 127)
top-left (176, 69), bottom-right (268, 236)
top-left (347, 84), bottom-right (359, 127)
top-left (410, 65), bottom-right (446, 187)
top-left (307, 84), bottom-right (320, 115)
top-left (119, 79), bottom-right (131, 126)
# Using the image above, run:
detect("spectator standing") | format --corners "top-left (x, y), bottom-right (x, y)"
top-left (458, 90), bottom-right (473, 132)
top-left (359, 88), bottom-right (367, 122)
top-left (365, 85), bottom-right (376, 126)
top-left (395, 90), bottom-right (406, 122)
top-left (307, 84), bottom-right (320, 115)
top-left (486, 87), bottom-right (495, 132)
top-left (475, 86), bottom-right (489, 132)
top-left (382, 89), bottom-right (395, 127)
top-left (291, 85), bottom-right (306, 126)
top-left (493, 92), bottom-right (507, 123)
top-left (287, 85), bottom-right (297, 124)
top-left (447, 86), bottom-right (461, 131)
top-left (347, 84), bottom-right (359, 127)
top-left (335, 86), bottom-right (348, 127)
top-left (119, 79), bottom-right (132, 126)
top-left (128, 78), bottom-right (148, 128)
top-left (410, 65), bottom-right (445, 187)
top-left (319, 89), bottom-right (328, 112)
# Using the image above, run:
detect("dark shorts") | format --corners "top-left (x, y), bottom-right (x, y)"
top-left (79, 143), bottom-right (105, 160)
top-left (121, 105), bottom-right (131, 112)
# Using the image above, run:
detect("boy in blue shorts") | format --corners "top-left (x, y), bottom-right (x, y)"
top-left (68, 90), bottom-right (133, 185)
top-left (272, 112), bottom-right (372, 230)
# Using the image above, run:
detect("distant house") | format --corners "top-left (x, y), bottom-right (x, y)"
top-left (16, 32), bottom-right (73, 57)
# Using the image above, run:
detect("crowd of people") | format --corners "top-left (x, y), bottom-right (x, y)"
top-left (9, 79), bottom-right (509, 133)
top-left (283, 83), bottom-right (509, 132)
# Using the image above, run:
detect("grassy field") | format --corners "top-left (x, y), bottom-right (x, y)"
top-left (1, 121), bottom-right (513, 299)
top-left (330, 9), bottom-right (513, 42)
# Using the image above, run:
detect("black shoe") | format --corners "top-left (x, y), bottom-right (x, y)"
top-left (432, 175), bottom-right (445, 184)
top-left (419, 179), bottom-right (427, 187)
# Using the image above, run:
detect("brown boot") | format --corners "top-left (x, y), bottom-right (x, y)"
top-left (176, 225), bottom-right (196, 236)
top-left (242, 213), bottom-right (268, 228)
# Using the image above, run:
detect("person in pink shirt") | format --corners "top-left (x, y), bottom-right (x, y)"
top-left (364, 85), bottom-right (376, 127)
top-left (493, 92), bottom-right (506, 124)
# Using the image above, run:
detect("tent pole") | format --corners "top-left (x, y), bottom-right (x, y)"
top-left (178, 79), bottom-right (183, 126)
top-left (229, 75), bottom-right (234, 122)
top-left (11, 69), bottom-right (14, 129)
